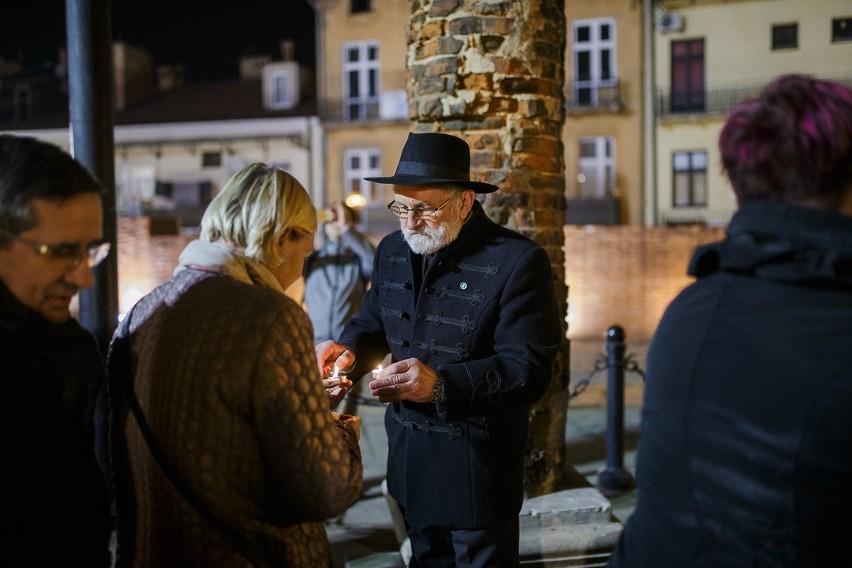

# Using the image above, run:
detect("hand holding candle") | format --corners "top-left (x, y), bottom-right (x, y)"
top-left (368, 358), bottom-right (438, 404)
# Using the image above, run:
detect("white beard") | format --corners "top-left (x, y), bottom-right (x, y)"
top-left (402, 214), bottom-right (464, 255)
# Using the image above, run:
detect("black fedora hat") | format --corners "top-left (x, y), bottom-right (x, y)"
top-left (364, 132), bottom-right (499, 194)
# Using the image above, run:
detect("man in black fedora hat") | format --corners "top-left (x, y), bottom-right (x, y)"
top-left (317, 132), bottom-right (562, 567)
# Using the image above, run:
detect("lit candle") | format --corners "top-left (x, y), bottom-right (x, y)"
top-left (331, 365), bottom-right (339, 379)
top-left (372, 364), bottom-right (383, 379)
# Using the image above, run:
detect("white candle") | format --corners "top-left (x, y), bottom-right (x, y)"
top-left (372, 364), bottom-right (382, 379)
top-left (331, 365), bottom-right (339, 379)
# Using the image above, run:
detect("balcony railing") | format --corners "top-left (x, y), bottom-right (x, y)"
top-left (656, 74), bottom-right (852, 118)
top-left (564, 79), bottom-right (623, 113)
top-left (661, 207), bottom-right (733, 228)
top-left (320, 70), bottom-right (408, 123)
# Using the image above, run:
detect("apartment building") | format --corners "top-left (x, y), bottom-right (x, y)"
top-left (0, 41), bottom-right (323, 229)
top-left (313, 0), bottom-right (411, 234)
top-left (653, 0), bottom-right (852, 226)
top-left (563, 0), bottom-right (645, 226)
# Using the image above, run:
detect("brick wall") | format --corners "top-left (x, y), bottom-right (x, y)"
top-left (116, 216), bottom-right (193, 313)
top-left (564, 224), bottom-right (726, 341)
top-left (116, 216), bottom-right (727, 343)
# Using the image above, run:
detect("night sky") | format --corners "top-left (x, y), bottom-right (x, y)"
top-left (2, 0), bottom-right (316, 81)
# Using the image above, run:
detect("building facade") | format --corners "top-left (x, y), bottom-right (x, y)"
top-left (653, 0), bottom-right (852, 226)
top-left (312, 0), bottom-right (411, 235)
top-left (563, 0), bottom-right (645, 226)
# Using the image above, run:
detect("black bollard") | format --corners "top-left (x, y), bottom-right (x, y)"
top-left (596, 325), bottom-right (636, 496)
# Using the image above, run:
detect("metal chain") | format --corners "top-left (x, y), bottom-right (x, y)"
top-left (567, 352), bottom-right (646, 400)
top-left (340, 353), bottom-right (646, 407)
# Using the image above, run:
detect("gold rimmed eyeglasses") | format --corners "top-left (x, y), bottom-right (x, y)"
top-left (387, 196), bottom-right (455, 220)
top-left (0, 227), bottom-right (111, 268)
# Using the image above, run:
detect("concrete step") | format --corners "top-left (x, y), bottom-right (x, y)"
top-left (519, 487), bottom-right (623, 567)
top-left (520, 487), bottom-right (613, 529)
top-left (519, 522), bottom-right (623, 567)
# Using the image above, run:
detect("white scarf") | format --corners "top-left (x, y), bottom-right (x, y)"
top-left (173, 240), bottom-right (284, 293)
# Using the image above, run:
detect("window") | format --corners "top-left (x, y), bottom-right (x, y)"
top-left (772, 23), bottom-right (798, 49)
top-left (351, 0), bottom-right (371, 13)
top-left (832, 17), bottom-right (852, 42)
top-left (115, 164), bottom-right (155, 216)
top-left (262, 63), bottom-right (301, 110)
top-left (201, 151), bottom-right (222, 168)
top-left (273, 72), bottom-right (293, 107)
top-left (13, 85), bottom-right (31, 122)
top-left (672, 151), bottom-right (707, 207)
top-left (343, 148), bottom-right (381, 203)
top-left (342, 41), bottom-right (380, 120)
top-left (577, 137), bottom-right (615, 198)
top-left (571, 18), bottom-right (617, 106)
top-left (670, 39), bottom-right (705, 113)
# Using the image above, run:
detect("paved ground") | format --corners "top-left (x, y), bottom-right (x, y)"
top-left (326, 338), bottom-right (647, 568)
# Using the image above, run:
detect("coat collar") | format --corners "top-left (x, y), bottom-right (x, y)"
top-left (689, 201), bottom-right (852, 288)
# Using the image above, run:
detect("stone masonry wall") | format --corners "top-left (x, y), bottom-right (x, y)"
top-left (407, 0), bottom-right (567, 273)
top-left (405, 0), bottom-right (570, 488)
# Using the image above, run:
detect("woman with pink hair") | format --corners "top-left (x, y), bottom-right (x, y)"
top-left (609, 74), bottom-right (852, 567)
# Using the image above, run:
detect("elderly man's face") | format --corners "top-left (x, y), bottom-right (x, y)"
top-left (0, 193), bottom-right (104, 324)
top-left (392, 186), bottom-right (472, 255)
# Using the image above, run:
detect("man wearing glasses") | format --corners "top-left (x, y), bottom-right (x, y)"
top-left (0, 134), bottom-right (112, 566)
top-left (317, 132), bottom-right (562, 567)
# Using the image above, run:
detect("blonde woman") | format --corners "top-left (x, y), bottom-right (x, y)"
top-left (108, 163), bottom-right (362, 567)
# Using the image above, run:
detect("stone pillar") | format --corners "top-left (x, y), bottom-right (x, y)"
top-left (407, 0), bottom-right (570, 494)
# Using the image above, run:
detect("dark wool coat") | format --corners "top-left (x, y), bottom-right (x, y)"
top-left (339, 201), bottom-right (563, 528)
top-left (609, 202), bottom-right (852, 567)
top-left (0, 281), bottom-right (111, 567)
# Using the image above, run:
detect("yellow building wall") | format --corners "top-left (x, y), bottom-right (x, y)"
top-left (323, 124), bottom-right (409, 206)
top-left (657, 0), bottom-right (852, 90)
top-left (655, 0), bottom-right (852, 225)
top-left (319, 0), bottom-right (410, 103)
top-left (318, 0), bottom-right (411, 214)
top-left (656, 117), bottom-right (737, 223)
top-left (563, 0), bottom-right (644, 224)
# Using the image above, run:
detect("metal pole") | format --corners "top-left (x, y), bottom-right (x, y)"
top-left (65, 0), bottom-right (118, 355)
top-left (597, 325), bottom-right (635, 495)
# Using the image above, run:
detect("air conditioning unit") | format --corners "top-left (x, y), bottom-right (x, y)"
top-left (657, 12), bottom-right (685, 33)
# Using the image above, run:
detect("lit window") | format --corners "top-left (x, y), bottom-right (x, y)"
top-left (672, 151), bottom-right (707, 207)
top-left (577, 136), bottom-right (615, 198)
top-left (571, 18), bottom-right (617, 106)
top-left (343, 148), bottom-right (381, 203)
top-left (342, 40), bottom-right (380, 120)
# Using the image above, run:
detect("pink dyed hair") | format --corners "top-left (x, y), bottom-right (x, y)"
top-left (719, 74), bottom-right (852, 207)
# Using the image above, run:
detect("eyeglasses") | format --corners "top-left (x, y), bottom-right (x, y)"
top-left (387, 196), bottom-right (455, 220)
top-left (0, 227), bottom-right (111, 268)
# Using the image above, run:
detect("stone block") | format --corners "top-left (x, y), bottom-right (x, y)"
top-left (519, 522), bottom-right (622, 567)
top-left (344, 551), bottom-right (405, 568)
top-left (519, 487), bottom-right (613, 530)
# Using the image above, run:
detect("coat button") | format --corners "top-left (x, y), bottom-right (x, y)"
top-left (460, 282), bottom-right (468, 290)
